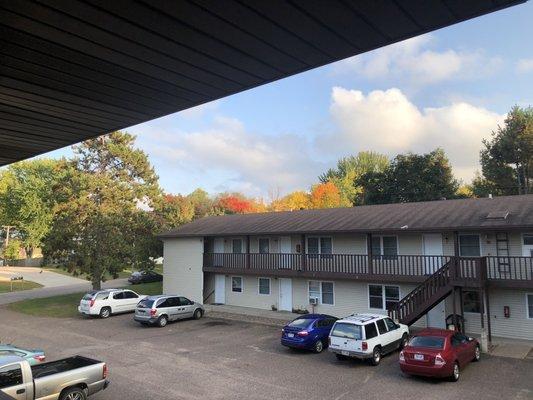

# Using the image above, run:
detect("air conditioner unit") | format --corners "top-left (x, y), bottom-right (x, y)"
top-left (309, 297), bottom-right (319, 305)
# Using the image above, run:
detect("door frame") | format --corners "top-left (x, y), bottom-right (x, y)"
top-left (278, 278), bottom-right (292, 311)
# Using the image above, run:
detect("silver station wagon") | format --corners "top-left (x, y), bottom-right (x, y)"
top-left (134, 295), bottom-right (205, 327)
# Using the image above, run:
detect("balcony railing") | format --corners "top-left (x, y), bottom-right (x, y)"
top-left (203, 252), bottom-right (533, 286)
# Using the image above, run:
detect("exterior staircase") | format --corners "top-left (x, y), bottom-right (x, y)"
top-left (389, 260), bottom-right (454, 326)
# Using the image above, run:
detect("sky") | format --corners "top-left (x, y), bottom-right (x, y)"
top-left (42, 2), bottom-right (533, 200)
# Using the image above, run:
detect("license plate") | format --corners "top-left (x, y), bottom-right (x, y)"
top-left (414, 354), bottom-right (424, 361)
top-left (341, 351), bottom-right (349, 356)
top-left (287, 333), bottom-right (294, 338)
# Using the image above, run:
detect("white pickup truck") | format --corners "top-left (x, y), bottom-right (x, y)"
top-left (0, 355), bottom-right (109, 400)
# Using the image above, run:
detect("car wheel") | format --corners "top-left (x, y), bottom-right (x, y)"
top-left (313, 340), bottom-right (324, 353)
top-left (193, 308), bottom-right (203, 320)
top-left (370, 347), bottom-right (381, 366)
top-left (60, 387), bottom-right (87, 400)
top-left (335, 353), bottom-right (347, 361)
top-left (157, 315), bottom-right (168, 327)
top-left (400, 333), bottom-right (409, 350)
top-left (450, 362), bottom-right (460, 382)
top-left (473, 345), bottom-right (481, 362)
top-left (99, 307), bottom-right (111, 319)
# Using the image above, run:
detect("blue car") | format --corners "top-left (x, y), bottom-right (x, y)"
top-left (281, 314), bottom-right (338, 353)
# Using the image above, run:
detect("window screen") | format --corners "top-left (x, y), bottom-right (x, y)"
top-left (307, 238), bottom-right (319, 254)
top-left (258, 278), bottom-right (270, 295)
top-left (463, 291), bottom-right (481, 313)
top-left (527, 294), bottom-right (533, 319)
top-left (369, 285), bottom-right (383, 309)
top-left (385, 286), bottom-right (400, 310)
top-left (232, 239), bottom-right (243, 254)
top-left (459, 235), bottom-right (481, 257)
top-left (232, 277), bottom-right (243, 293)
top-left (321, 282), bottom-right (334, 305)
top-left (382, 236), bottom-right (398, 257)
top-left (258, 238), bottom-right (269, 254)
top-left (308, 280), bottom-right (320, 302)
top-left (320, 238), bottom-right (332, 254)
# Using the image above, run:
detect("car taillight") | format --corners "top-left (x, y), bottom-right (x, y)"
top-left (33, 355), bottom-right (46, 362)
top-left (102, 363), bottom-right (108, 379)
top-left (362, 342), bottom-right (368, 351)
top-left (89, 299), bottom-right (95, 308)
top-left (297, 330), bottom-right (309, 337)
top-left (150, 309), bottom-right (157, 317)
top-left (399, 351), bottom-right (405, 362)
top-left (435, 354), bottom-right (446, 366)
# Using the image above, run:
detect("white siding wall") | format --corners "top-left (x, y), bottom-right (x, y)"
top-left (163, 237), bottom-right (204, 303)
top-left (223, 275), bottom-right (280, 310)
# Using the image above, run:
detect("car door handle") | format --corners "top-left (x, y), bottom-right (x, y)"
top-left (16, 389), bottom-right (25, 394)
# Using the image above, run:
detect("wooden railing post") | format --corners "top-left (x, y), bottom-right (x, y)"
top-left (246, 235), bottom-right (250, 269)
top-left (367, 233), bottom-right (373, 275)
top-left (479, 256), bottom-right (487, 284)
top-left (300, 234), bottom-right (306, 272)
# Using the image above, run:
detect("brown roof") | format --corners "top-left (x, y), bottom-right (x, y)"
top-left (159, 195), bottom-right (533, 238)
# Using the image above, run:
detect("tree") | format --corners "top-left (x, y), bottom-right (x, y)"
top-left (187, 189), bottom-right (215, 219)
top-left (270, 191), bottom-right (311, 211)
top-left (43, 132), bottom-right (161, 289)
top-left (310, 182), bottom-right (348, 209)
top-left (2, 239), bottom-right (21, 264)
top-left (473, 106), bottom-right (532, 196)
top-left (160, 194), bottom-right (195, 229)
top-left (319, 151), bottom-right (389, 205)
top-left (0, 159), bottom-right (63, 258)
top-left (358, 149), bottom-right (459, 204)
top-left (214, 193), bottom-right (266, 214)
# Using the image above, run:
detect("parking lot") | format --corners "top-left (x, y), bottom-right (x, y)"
top-left (1, 308), bottom-right (532, 400)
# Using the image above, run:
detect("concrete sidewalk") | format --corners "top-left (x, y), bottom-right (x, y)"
top-left (0, 278), bottom-right (130, 305)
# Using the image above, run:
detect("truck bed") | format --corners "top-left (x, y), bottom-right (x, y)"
top-left (31, 356), bottom-right (100, 379)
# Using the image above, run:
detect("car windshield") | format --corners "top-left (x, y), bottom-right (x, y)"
top-left (330, 323), bottom-right (362, 340)
top-left (137, 299), bottom-right (155, 308)
top-left (409, 336), bottom-right (445, 349)
top-left (288, 318), bottom-right (312, 328)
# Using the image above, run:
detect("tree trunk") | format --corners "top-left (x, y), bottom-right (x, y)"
top-left (92, 277), bottom-right (102, 291)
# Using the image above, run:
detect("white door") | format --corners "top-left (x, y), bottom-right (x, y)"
top-left (423, 234), bottom-right (444, 274)
top-left (427, 300), bottom-right (446, 329)
top-left (279, 278), bottom-right (292, 311)
top-left (214, 274), bottom-right (226, 304)
top-left (280, 236), bottom-right (292, 268)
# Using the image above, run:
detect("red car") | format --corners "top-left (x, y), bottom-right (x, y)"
top-left (399, 328), bottom-right (480, 381)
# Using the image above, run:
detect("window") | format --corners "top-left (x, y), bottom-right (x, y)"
top-left (157, 297), bottom-right (178, 308)
top-left (331, 323), bottom-right (362, 340)
top-left (524, 234), bottom-right (533, 246)
top-left (124, 291), bottom-right (138, 299)
top-left (384, 318), bottom-right (398, 331)
top-left (369, 285), bottom-right (400, 310)
top-left (527, 294), bottom-right (533, 319)
top-left (232, 239), bottom-right (243, 254)
top-left (371, 236), bottom-right (398, 259)
top-left (232, 276), bottom-right (243, 293)
top-left (307, 237), bottom-right (332, 255)
top-left (365, 322), bottom-right (378, 339)
top-left (376, 319), bottom-right (387, 334)
top-left (463, 291), bottom-right (481, 313)
top-left (178, 297), bottom-right (193, 306)
top-left (258, 278), bottom-right (270, 295)
top-left (459, 234), bottom-right (481, 257)
top-left (0, 364), bottom-right (23, 389)
top-left (409, 336), bottom-right (445, 349)
top-left (258, 238), bottom-right (270, 254)
top-left (308, 281), bottom-right (334, 305)
top-left (112, 291), bottom-right (125, 300)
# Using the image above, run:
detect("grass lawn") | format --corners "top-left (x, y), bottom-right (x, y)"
top-left (0, 280), bottom-right (43, 293)
top-left (7, 281), bottom-right (163, 318)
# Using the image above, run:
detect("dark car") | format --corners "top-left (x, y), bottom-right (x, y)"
top-left (399, 328), bottom-right (480, 381)
top-left (281, 314), bottom-right (338, 353)
top-left (128, 270), bottom-right (163, 284)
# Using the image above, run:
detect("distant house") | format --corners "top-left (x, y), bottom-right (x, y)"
top-left (160, 195), bottom-right (533, 341)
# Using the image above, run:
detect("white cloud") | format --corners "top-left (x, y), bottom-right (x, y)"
top-left (332, 34), bottom-right (502, 84)
top-left (143, 116), bottom-right (324, 196)
top-left (516, 58), bottom-right (533, 73)
top-left (176, 100), bottom-right (220, 119)
top-left (322, 87), bottom-right (505, 181)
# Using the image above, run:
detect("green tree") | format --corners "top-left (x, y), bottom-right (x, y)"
top-left (0, 159), bottom-right (63, 258)
top-left (43, 132), bottom-right (161, 289)
top-left (319, 151), bottom-right (389, 205)
top-left (2, 239), bottom-right (21, 264)
top-left (187, 188), bottom-right (214, 219)
top-left (359, 149), bottom-right (459, 204)
top-left (473, 106), bottom-right (532, 196)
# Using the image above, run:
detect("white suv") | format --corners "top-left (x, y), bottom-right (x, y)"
top-left (78, 289), bottom-right (147, 318)
top-left (328, 313), bottom-right (409, 365)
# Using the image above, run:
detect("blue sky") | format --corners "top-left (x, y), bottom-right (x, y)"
top-left (44, 2), bottom-right (533, 199)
